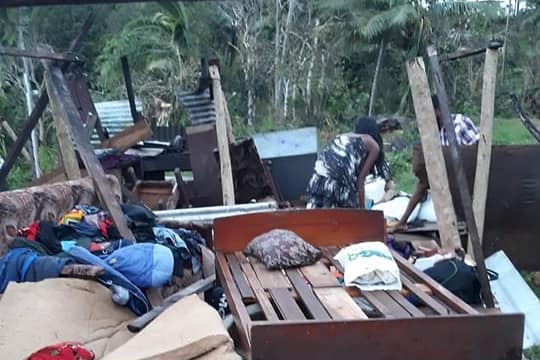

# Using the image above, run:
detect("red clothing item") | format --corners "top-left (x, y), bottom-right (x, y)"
top-left (26, 342), bottom-right (95, 360)
top-left (18, 221), bottom-right (40, 241)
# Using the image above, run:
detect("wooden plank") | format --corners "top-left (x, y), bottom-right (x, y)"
top-left (426, 46), bottom-right (494, 308)
top-left (299, 261), bottom-right (338, 288)
top-left (250, 258), bottom-right (290, 289)
top-left (235, 252), bottom-right (279, 321)
top-left (45, 65), bottom-right (82, 181)
top-left (469, 48), bottom-right (498, 255)
top-left (250, 314), bottom-right (525, 360)
top-left (209, 64), bottom-right (235, 206)
top-left (387, 290), bottom-right (425, 317)
top-left (225, 253), bottom-right (255, 301)
top-left (400, 274), bottom-right (448, 315)
top-left (0, 46), bottom-right (79, 62)
top-left (0, 121), bottom-right (31, 161)
top-left (268, 288), bottom-right (305, 321)
top-left (392, 250), bottom-right (477, 314)
top-left (100, 121), bottom-right (152, 151)
top-left (216, 253), bottom-right (251, 352)
top-left (361, 291), bottom-right (411, 318)
top-left (285, 269), bottom-right (330, 320)
top-left (314, 287), bottom-right (368, 320)
top-left (42, 62), bottom-right (134, 241)
top-left (1, 0), bottom-right (210, 6)
top-left (0, 14), bottom-right (94, 190)
top-left (406, 57), bottom-right (461, 250)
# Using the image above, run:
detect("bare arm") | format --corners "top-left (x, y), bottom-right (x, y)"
top-left (356, 135), bottom-right (380, 208)
top-left (389, 181), bottom-right (429, 232)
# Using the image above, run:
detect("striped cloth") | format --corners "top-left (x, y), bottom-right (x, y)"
top-left (440, 114), bottom-right (480, 146)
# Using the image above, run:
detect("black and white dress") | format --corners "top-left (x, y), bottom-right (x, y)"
top-left (306, 135), bottom-right (367, 209)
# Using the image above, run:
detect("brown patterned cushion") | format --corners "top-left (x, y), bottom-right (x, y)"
top-left (244, 229), bottom-right (321, 270)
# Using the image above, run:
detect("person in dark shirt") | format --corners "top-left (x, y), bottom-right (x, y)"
top-left (306, 116), bottom-right (391, 209)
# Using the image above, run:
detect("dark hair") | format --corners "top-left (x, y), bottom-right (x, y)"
top-left (354, 116), bottom-right (391, 180)
top-left (431, 94), bottom-right (440, 110)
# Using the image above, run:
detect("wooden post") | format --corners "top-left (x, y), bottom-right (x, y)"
top-left (44, 68), bottom-right (82, 180)
top-left (468, 48), bottom-right (499, 255)
top-left (42, 61), bottom-right (134, 241)
top-left (406, 58), bottom-right (461, 250)
top-left (0, 13), bottom-right (94, 190)
top-left (209, 64), bottom-right (235, 205)
top-left (427, 46), bottom-right (494, 308)
top-left (121, 56), bottom-right (141, 123)
top-left (0, 121), bottom-right (32, 161)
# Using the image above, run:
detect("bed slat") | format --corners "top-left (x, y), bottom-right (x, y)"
top-left (235, 252), bottom-right (279, 321)
top-left (269, 288), bottom-right (306, 321)
top-left (314, 287), bottom-right (368, 320)
top-left (286, 269), bottom-right (331, 320)
top-left (225, 254), bottom-right (255, 301)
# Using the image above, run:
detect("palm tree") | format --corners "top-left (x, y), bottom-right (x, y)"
top-left (321, 0), bottom-right (501, 115)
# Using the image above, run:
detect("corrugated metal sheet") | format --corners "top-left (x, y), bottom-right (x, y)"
top-left (155, 201), bottom-right (277, 222)
top-left (92, 100), bottom-right (142, 145)
top-left (252, 127), bottom-right (318, 159)
top-left (177, 89), bottom-right (216, 125)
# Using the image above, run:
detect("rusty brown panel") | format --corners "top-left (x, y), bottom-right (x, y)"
top-left (250, 314), bottom-right (524, 360)
top-left (444, 145), bottom-right (540, 270)
top-left (213, 209), bottom-right (386, 252)
top-left (186, 124), bottom-right (222, 206)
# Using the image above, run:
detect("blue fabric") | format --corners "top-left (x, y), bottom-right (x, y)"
top-left (68, 246), bottom-right (150, 316)
top-left (106, 243), bottom-right (173, 288)
top-left (66, 221), bottom-right (101, 238)
top-left (75, 205), bottom-right (101, 216)
top-left (153, 226), bottom-right (202, 274)
top-left (0, 248), bottom-right (71, 293)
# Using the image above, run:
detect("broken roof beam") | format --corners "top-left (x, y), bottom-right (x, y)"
top-left (0, 46), bottom-right (80, 62)
top-left (0, 13), bottom-right (94, 190)
top-left (1, 0), bottom-right (209, 7)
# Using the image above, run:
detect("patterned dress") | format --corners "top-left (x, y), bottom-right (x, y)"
top-left (306, 135), bottom-right (367, 209)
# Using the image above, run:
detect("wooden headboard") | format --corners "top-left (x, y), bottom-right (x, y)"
top-left (213, 209), bottom-right (386, 252)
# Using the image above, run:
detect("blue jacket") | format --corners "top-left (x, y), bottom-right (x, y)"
top-left (0, 248), bottom-right (72, 293)
top-left (105, 243), bottom-right (173, 288)
top-left (68, 246), bottom-right (150, 316)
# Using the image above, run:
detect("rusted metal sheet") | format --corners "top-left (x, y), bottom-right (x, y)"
top-left (250, 314), bottom-right (524, 360)
top-left (444, 145), bottom-right (540, 270)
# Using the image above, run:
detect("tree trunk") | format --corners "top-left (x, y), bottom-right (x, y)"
top-left (500, 0), bottom-right (511, 84)
top-left (368, 39), bottom-right (385, 117)
top-left (274, 0), bottom-right (281, 125)
top-left (306, 18), bottom-right (319, 112)
top-left (275, 0), bottom-right (296, 126)
top-left (18, 13), bottom-right (41, 179)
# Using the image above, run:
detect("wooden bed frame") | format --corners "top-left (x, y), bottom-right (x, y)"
top-left (214, 209), bottom-right (524, 360)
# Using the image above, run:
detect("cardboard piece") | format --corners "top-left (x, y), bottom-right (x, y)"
top-left (0, 278), bottom-right (134, 359)
top-left (103, 294), bottom-right (240, 360)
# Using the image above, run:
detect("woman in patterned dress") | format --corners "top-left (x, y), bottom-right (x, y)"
top-left (306, 116), bottom-right (391, 209)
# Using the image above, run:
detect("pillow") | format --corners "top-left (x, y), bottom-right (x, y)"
top-left (243, 229), bottom-right (321, 270)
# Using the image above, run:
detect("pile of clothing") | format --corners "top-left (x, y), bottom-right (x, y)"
top-left (0, 203), bottom-right (215, 316)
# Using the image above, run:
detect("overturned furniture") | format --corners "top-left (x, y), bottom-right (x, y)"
top-left (214, 209), bottom-right (524, 360)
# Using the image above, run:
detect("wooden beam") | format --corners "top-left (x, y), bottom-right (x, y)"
top-left (43, 60), bottom-right (82, 180)
top-left (511, 95), bottom-right (540, 142)
top-left (427, 46), bottom-right (494, 308)
top-left (1, 0), bottom-right (210, 6)
top-left (406, 58), bottom-right (461, 250)
top-left (100, 120), bottom-right (152, 151)
top-left (120, 56), bottom-right (141, 123)
top-left (209, 64), bottom-right (235, 205)
top-left (42, 61), bottom-right (134, 241)
top-left (0, 14), bottom-right (94, 190)
top-left (0, 46), bottom-right (79, 62)
top-left (0, 122), bottom-right (32, 161)
top-left (468, 48), bottom-right (499, 255)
